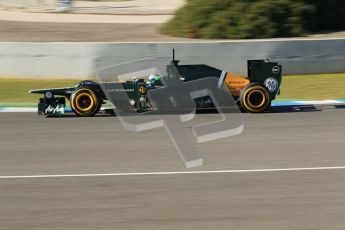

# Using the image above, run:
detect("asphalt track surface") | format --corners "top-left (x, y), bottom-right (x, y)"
top-left (1, 107), bottom-right (345, 229)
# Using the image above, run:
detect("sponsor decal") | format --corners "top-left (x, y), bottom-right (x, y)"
top-left (45, 105), bottom-right (64, 114)
top-left (45, 91), bottom-right (53, 99)
top-left (229, 80), bottom-right (247, 85)
top-left (272, 66), bottom-right (280, 74)
top-left (264, 77), bottom-right (279, 92)
top-left (107, 88), bottom-right (134, 92)
top-left (139, 86), bottom-right (146, 94)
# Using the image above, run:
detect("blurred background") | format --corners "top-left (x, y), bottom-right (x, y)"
top-left (0, 0), bottom-right (344, 41)
top-left (0, 0), bottom-right (344, 104)
top-left (1, 2), bottom-right (345, 230)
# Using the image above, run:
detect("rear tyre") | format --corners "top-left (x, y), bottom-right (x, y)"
top-left (70, 87), bottom-right (102, 116)
top-left (240, 83), bottom-right (270, 113)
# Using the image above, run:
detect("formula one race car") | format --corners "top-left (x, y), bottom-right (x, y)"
top-left (30, 53), bottom-right (282, 116)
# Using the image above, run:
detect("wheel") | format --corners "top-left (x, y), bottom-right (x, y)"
top-left (70, 87), bottom-right (102, 116)
top-left (239, 83), bottom-right (270, 113)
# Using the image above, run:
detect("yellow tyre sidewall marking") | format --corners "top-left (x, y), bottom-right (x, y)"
top-left (246, 89), bottom-right (266, 108)
top-left (75, 92), bottom-right (95, 112)
top-left (71, 89), bottom-right (97, 115)
top-left (242, 86), bottom-right (269, 112)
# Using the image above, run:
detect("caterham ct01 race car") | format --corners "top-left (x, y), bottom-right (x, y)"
top-left (30, 55), bottom-right (282, 116)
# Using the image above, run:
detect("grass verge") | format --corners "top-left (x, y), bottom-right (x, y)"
top-left (0, 78), bottom-right (79, 103)
top-left (277, 73), bottom-right (345, 101)
top-left (0, 73), bottom-right (344, 105)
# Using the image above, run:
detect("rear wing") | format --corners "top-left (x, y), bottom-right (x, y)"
top-left (247, 59), bottom-right (282, 84)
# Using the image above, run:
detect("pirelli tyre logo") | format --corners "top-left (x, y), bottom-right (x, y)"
top-left (98, 57), bottom-right (244, 168)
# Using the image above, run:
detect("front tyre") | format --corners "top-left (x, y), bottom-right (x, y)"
top-left (240, 83), bottom-right (270, 113)
top-left (70, 88), bottom-right (101, 116)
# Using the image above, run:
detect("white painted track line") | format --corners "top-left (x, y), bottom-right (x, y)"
top-left (1, 166), bottom-right (345, 179)
top-left (0, 107), bottom-right (37, 112)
